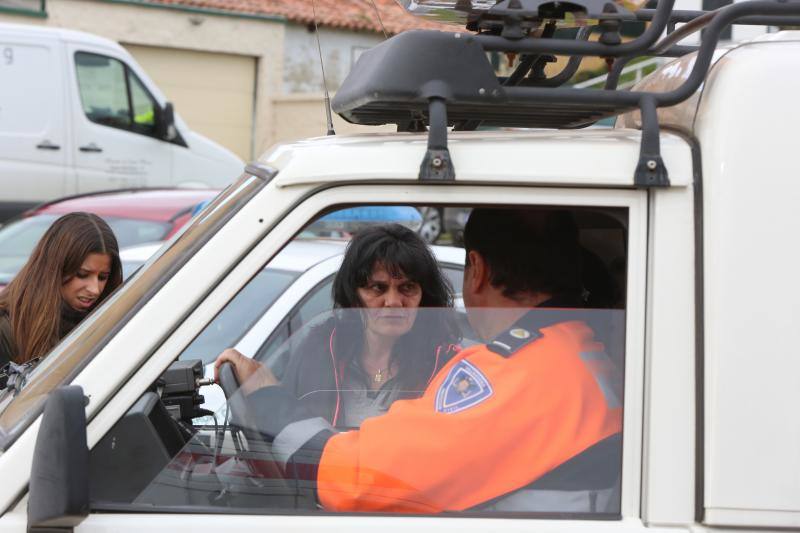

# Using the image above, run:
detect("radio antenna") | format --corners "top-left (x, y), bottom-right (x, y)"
top-left (369, 0), bottom-right (389, 39)
top-left (312, 0), bottom-right (335, 135)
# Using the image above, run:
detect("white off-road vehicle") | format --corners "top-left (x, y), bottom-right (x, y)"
top-left (0, 1), bottom-right (798, 531)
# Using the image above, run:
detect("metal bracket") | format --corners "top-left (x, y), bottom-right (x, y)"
top-left (635, 95), bottom-right (670, 187)
top-left (419, 98), bottom-right (455, 181)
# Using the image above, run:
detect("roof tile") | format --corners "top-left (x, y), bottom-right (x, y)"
top-left (141, 0), bottom-right (454, 34)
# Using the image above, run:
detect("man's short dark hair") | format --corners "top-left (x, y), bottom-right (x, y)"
top-left (463, 208), bottom-right (582, 300)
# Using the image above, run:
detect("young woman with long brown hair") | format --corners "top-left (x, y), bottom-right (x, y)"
top-left (0, 212), bottom-right (122, 366)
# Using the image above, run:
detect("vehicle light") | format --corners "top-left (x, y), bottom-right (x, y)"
top-left (306, 206), bottom-right (423, 236)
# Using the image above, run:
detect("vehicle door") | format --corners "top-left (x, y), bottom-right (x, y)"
top-left (66, 44), bottom-right (171, 192)
top-left (0, 32), bottom-right (68, 211)
top-left (28, 182), bottom-right (647, 531)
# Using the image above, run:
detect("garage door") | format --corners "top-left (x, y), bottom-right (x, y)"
top-left (123, 44), bottom-right (255, 160)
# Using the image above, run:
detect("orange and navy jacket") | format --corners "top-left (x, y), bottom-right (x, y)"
top-left (248, 310), bottom-right (623, 513)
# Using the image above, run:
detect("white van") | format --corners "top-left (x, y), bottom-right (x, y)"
top-left (0, 22), bottom-right (243, 220)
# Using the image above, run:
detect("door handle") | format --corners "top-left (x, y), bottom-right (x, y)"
top-left (79, 143), bottom-right (103, 153)
top-left (36, 140), bottom-right (61, 151)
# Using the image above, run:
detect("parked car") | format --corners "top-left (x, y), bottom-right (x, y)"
top-left (0, 188), bottom-right (218, 289)
top-left (0, 22), bottom-right (242, 221)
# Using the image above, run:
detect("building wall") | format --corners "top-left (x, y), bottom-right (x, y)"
top-left (283, 24), bottom-right (383, 94)
top-left (271, 93), bottom-right (394, 146)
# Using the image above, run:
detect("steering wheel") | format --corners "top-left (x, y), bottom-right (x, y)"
top-left (217, 362), bottom-right (273, 450)
top-left (217, 362), bottom-right (246, 429)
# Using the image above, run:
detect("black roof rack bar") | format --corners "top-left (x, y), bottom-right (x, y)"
top-left (332, 1), bottom-right (800, 186)
top-left (475, 0), bottom-right (800, 57)
top-left (477, 0), bottom-right (677, 57)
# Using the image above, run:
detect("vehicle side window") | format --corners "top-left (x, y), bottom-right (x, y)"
top-left (75, 52), bottom-right (130, 130)
top-left (75, 52), bottom-right (157, 138)
top-left (257, 277), bottom-right (335, 378)
top-left (177, 268), bottom-right (298, 365)
top-left (128, 71), bottom-right (157, 135)
top-left (87, 204), bottom-right (629, 521)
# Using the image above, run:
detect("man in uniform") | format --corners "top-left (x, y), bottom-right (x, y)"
top-left (215, 207), bottom-right (622, 514)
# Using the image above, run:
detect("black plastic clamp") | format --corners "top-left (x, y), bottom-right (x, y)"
top-left (419, 97), bottom-right (456, 181)
top-left (635, 95), bottom-right (670, 187)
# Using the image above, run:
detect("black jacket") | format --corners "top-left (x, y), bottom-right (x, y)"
top-left (0, 310), bottom-right (14, 368)
top-left (0, 304), bottom-right (86, 368)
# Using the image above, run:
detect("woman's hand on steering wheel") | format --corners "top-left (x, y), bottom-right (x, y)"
top-left (214, 349), bottom-right (278, 394)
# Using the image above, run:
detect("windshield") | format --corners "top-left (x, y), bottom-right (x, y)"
top-left (90, 307), bottom-right (626, 518)
top-left (0, 174), bottom-right (269, 450)
top-left (0, 214), bottom-right (171, 283)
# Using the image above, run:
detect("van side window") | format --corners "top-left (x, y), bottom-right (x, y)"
top-left (75, 52), bottom-right (157, 138)
top-left (129, 71), bottom-right (157, 134)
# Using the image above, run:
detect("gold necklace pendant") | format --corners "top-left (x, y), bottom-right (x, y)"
top-left (374, 368), bottom-right (387, 384)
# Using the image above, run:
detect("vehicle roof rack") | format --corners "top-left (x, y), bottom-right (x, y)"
top-left (332, 0), bottom-right (800, 186)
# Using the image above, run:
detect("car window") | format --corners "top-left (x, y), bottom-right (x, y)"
top-left (0, 214), bottom-right (169, 283)
top-left (0, 214), bottom-right (58, 279)
top-left (75, 52), bottom-right (160, 139)
top-left (178, 268), bottom-right (298, 365)
top-left (0, 174), bottom-right (266, 450)
top-left (87, 204), bottom-right (630, 519)
top-left (442, 265), bottom-right (463, 295)
top-left (104, 217), bottom-right (170, 247)
top-left (128, 70), bottom-right (157, 135)
top-left (256, 277), bottom-right (335, 378)
top-left (75, 52), bottom-right (132, 130)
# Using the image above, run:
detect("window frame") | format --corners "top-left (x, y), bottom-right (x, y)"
top-left (0, 0), bottom-right (46, 18)
top-left (76, 183), bottom-right (649, 527)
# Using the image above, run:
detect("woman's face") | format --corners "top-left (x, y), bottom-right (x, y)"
top-left (61, 253), bottom-right (112, 312)
top-left (357, 263), bottom-right (423, 340)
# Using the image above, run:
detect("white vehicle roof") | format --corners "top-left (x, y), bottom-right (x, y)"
top-left (0, 21), bottom-right (127, 52)
top-left (262, 129), bottom-right (694, 188)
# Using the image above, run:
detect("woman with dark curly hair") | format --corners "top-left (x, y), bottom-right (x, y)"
top-left (0, 212), bottom-right (122, 367)
top-left (217, 223), bottom-right (461, 427)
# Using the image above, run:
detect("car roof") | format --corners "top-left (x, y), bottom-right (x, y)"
top-left (33, 189), bottom-right (219, 222)
top-left (262, 129), bottom-right (694, 188)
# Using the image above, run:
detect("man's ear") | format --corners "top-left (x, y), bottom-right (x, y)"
top-left (466, 250), bottom-right (489, 295)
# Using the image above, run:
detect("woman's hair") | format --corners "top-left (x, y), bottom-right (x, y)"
top-left (332, 223), bottom-right (460, 389)
top-left (0, 212), bottom-right (123, 363)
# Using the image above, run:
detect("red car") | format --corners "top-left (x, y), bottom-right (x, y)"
top-left (0, 188), bottom-right (218, 289)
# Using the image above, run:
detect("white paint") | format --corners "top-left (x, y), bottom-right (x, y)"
top-left (262, 129), bottom-right (693, 188)
top-left (694, 39), bottom-right (800, 528)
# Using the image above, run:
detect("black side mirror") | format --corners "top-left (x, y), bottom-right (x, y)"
top-left (28, 386), bottom-right (89, 532)
top-left (156, 102), bottom-right (177, 141)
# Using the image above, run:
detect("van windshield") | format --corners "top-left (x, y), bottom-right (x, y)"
top-left (0, 174), bottom-right (268, 451)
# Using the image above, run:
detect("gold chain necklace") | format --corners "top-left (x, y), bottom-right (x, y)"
top-left (373, 367), bottom-right (390, 384)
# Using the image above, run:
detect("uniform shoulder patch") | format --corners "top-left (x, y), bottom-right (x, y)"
top-left (435, 359), bottom-right (493, 414)
top-left (487, 325), bottom-right (542, 357)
